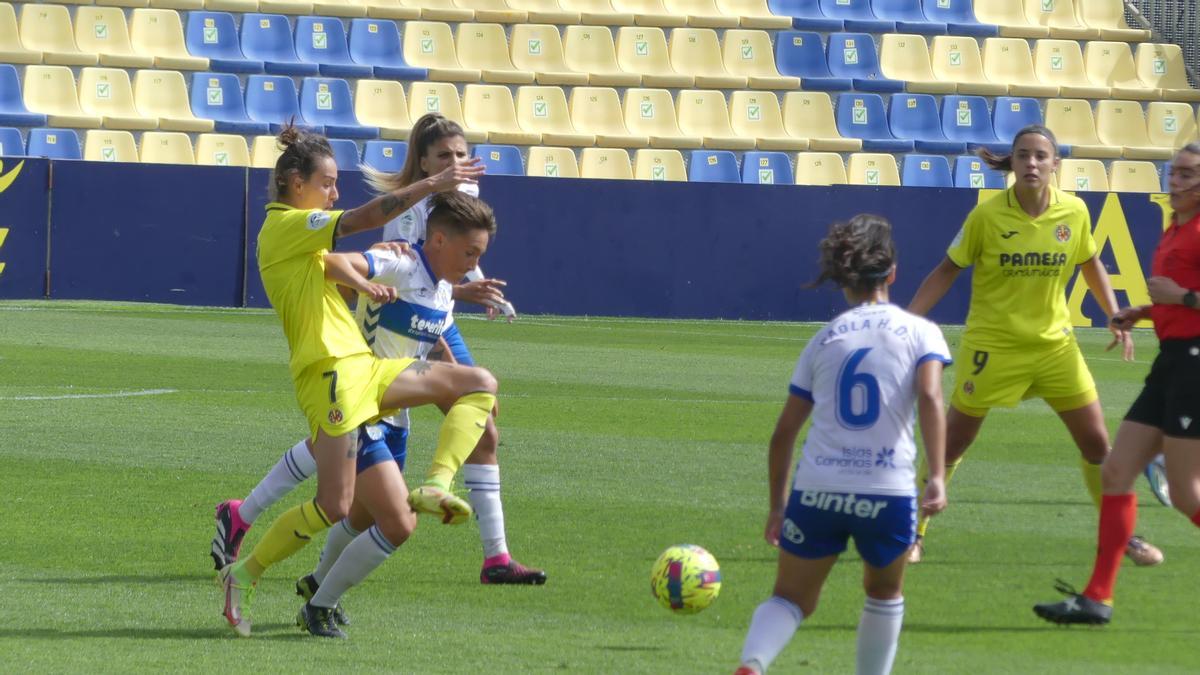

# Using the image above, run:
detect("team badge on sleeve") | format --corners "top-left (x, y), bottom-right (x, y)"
top-left (1055, 223), bottom-right (1071, 243)
top-left (328, 408), bottom-right (344, 424)
top-left (307, 212), bottom-right (332, 230)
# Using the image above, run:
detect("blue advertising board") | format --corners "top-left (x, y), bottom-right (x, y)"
top-left (0, 158), bottom-right (49, 299)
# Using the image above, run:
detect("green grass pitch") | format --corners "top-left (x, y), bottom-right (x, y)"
top-left (1, 301), bottom-right (1197, 673)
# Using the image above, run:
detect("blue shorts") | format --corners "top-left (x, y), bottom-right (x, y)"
top-left (443, 323), bottom-right (474, 366)
top-left (356, 420), bottom-right (409, 474)
top-left (779, 490), bottom-right (917, 568)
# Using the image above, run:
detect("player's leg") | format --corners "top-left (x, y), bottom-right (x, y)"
top-left (1164, 436), bottom-right (1200, 522)
top-left (853, 494), bottom-right (916, 675)
top-left (736, 551), bottom-right (838, 675)
top-left (910, 406), bottom-right (982, 562)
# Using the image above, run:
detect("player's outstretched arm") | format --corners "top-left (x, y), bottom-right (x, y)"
top-left (337, 159), bottom-right (485, 237)
top-left (764, 396), bottom-right (813, 546)
top-left (324, 252), bottom-right (397, 304)
top-left (915, 360), bottom-right (948, 518)
top-left (1080, 255), bottom-right (1134, 361)
top-left (907, 257), bottom-right (962, 317)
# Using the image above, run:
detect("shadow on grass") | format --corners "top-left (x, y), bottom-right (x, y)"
top-left (20, 573), bottom-right (213, 585)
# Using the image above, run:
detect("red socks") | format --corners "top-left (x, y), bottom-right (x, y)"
top-left (1083, 493), bottom-right (1137, 603)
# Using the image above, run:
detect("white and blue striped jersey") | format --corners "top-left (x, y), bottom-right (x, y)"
top-left (357, 247), bottom-right (455, 428)
top-left (788, 303), bottom-right (951, 497)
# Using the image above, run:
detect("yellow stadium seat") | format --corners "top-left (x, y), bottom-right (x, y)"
top-left (623, 87), bottom-right (701, 148)
top-left (205, 0), bottom-right (260, 12)
top-left (0, 3), bottom-right (40, 64)
top-left (569, 86), bottom-right (648, 147)
top-left (1096, 100), bottom-right (1173, 160)
top-left (847, 153), bottom-right (900, 186)
top-left (1076, 0), bottom-right (1149, 43)
top-left (401, 0), bottom-right (474, 21)
top-left (728, 90), bottom-right (807, 151)
top-left (716, 0), bottom-right (790, 29)
top-left (456, 22), bottom-right (535, 84)
top-left (676, 89), bottom-right (754, 150)
top-left (1084, 41), bottom-right (1159, 101)
top-left (781, 91), bottom-right (861, 152)
top-left (403, 21), bottom-right (480, 82)
top-left (880, 33), bottom-right (956, 94)
top-left (563, 25), bottom-right (639, 86)
top-left (1146, 102), bottom-right (1199, 150)
top-left (983, 37), bottom-right (1058, 97)
top-left (1022, 0), bottom-right (1097, 40)
top-left (196, 133), bottom-right (251, 166)
top-left (260, 0), bottom-right (315, 15)
top-left (140, 130), bottom-right (194, 164)
top-left (526, 146), bottom-right (579, 177)
top-left (134, 69), bottom-right (213, 131)
top-left (311, 0), bottom-right (368, 18)
top-left (454, 0), bottom-right (526, 23)
top-left (614, 0), bottom-right (685, 27)
top-left (580, 147), bottom-right (632, 178)
top-left (251, 134), bottom-right (282, 168)
top-left (23, 65), bottom-right (103, 127)
top-left (99, 0), bottom-right (151, 9)
top-left (1109, 160), bottom-right (1161, 193)
top-left (510, 23), bottom-right (587, 85)
top-left (75, 7), bottom-right (155, 68)
top-left (1032, 39), bottom-right (1109, 98)
top-left (515, 85), bottom-right (594, 146)
top-left (349, 0), bottom-right (417, 20)
top-left (355, 79), bottom-right (412, 140)
top-left (20, 4), bottom-right (97, 66)
top-left (85, 130), bottom-right (139, 162)
top-left (153, 0), bottom-right (204, 9)
top-left (1058, 158), bottom-right (1108, 191)
top-left (130, 9), bottom-right (209, 70)
top-left (463, 83), bottom-right (541, 144)
top-left (634, 148), bottom-right (686, 181)
top-left (664, 0), bottom-right (737, 28)
top-left (722, 30), bottom-right (800, 89)
top-left (560, 0), bottom-right (632, 26)
top-left (616, 27), bottom-right (692, 87)
top-left (1136, 43), bottom-right (1200, 103)
top-left (408, 81), bottom-right (487, 143)
top-left (79, 67), bottom-right (158, 130)
top-left (795, 151), bottom-right (847, 185)
top-left (930, 36), bottom-right (1006, 96)
top-left (507, 0), bottom-right (578, 24)
top-left (974, 0), bottom-right (1049, 38)
top-left (1044, 98), bottom-right (1121, 158)
top-left (669, 28), bottom-right (746, 89)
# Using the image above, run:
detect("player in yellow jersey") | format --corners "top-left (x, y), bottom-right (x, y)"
top-left (219, 126), bottom-right (493, 637)
top-left (906, 125), bottom-right (1163, 567)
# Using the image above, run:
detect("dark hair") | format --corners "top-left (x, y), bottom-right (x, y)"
top-left (977, 124), bottom-right (1059, 172)
top-left (427, 191), bottom-right (497, 239)
top-left (1179, 141), bottom-right (1200, 157)
top-left (811, 214), bottom-right (896, 293)
top-left (271, 123), bottom-right (334, 200)
top-left (363, 113), bottom-right (466, 194)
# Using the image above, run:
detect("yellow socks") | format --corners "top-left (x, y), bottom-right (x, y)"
top-left (234, 499), bottom-right (332, 584)
top-left (425, 392), bottom-right (496, 489)
top-left (916, 458), bottom-right (961, 538)
top-left (1081, 458), bottom-right (1103, 509)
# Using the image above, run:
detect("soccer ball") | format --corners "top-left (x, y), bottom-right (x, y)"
top-left (650, 544), bottom-right (722, 614)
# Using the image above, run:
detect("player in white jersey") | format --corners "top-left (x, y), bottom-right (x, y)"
top-left (736, 215), bottom-right (950, 675)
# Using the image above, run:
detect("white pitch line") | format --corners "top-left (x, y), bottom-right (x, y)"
top-left (1, 388), bottom-right (178, 401)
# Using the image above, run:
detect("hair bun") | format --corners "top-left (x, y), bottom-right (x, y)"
top-left (277, 124), bottom-right (302, 148)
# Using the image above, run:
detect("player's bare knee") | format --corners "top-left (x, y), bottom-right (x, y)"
top-left (375, 511), bottom-right (416, 547)
top-left (864, 580), bottom-right (903, 600)
top-left (465, 366), bottom-right (498, 395)
top-left (1099, 456), bottom-right (1133, 492)
top-left (316, 495), bottom-right (352, 523)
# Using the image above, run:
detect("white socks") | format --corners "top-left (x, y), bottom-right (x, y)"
top-left (313, 519), bottom-right (360, 584)
top-left (739, 596), bottom-right (804, 672)
top-left (310, 525), bottom-right (396, 609)
top-left (464, 463), bottom-right (508, 559)
top-left (856, 597), bottom-right (904, 675)
top-left (239, 439), bottom-right (315, 524)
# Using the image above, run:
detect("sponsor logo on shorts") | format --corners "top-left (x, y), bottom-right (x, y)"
top-left (1182, 416), bottom-right (1193, 430)
top-left (781, 518), bottom-right (805, 544)
top-left (328, 408), bottom-right (344, 424)
top-left (963, 380), bottom-right (975, 395)
top-left (798, 490), bottom-right (889, 519)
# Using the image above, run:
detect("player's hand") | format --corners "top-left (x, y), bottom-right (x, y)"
top-left (764, 508), bottom-right (784, 547)
top-left (359, 282), bottom-right (398, 304)
top-left (1148, 276), bottom-right (1187, 305)
top-left (1105, 324), bottom-right (1135, 361)
top-left (487, 300), bottom-right (517, 323)
top-left (428, 157), bottom-right (485, 193)
top-left (920, 477), bottom-right (947, 518)
top-left (1109, 305), bottom-right (1146, 331)
top-left (491, 399), bottom-right (500, 420)
top-left (454, 279), bottom-right (507, 307)
top-left (370, 240), bottom-right (415, 259)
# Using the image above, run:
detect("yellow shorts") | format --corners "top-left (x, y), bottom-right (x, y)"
top-left (294, 353), bottom-right (415, 439)
top-left (950, 337), bottom-right (1098, 417)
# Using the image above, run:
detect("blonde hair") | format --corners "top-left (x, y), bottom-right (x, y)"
top-left (362, 113), bottom-right (466, 195)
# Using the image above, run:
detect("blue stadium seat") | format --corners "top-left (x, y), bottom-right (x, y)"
top-left (775, 32), bottom-right (852, 91)
top-left (742, 151), bottom-right (794, 184)
top-left (0, 127), bottom-right (23, 157)
top-left (295, 17), bottom-right (373, 79)
top-left (246, 75), bottom-right (318, 135)
top-left (191, 72), bottom-right (270, 135)
top-left (300, 78), bottom-right (377, 139)
top-left (26, 128), bottom-right (81, 160)
top-left (889, 94), bottom-right (966, 154)
top-left (689, 150), bottom-right (740, 183)
top-left (767, 0), bottom-right (843, 31)
top-left (185, 12), bottom-right (264, 74)
top-left (363, 140), bottom-right (408, 171)
top-left (836, 93), bottom-right (914, 152)
top-left (827, 33), bottom-right (904, 92)
top-left (902, 153), bottom-right (953, 187)
top-left (940, 95), bottom-right (1006, 152)
top-left (921, 0), bottom-right (997, 37)
top-left (953, 154), bottom-right (1005, 189)
top-left (992, 96), bottom-right (1042, 147)
top-left (348, 19), bottom-right (428, 81)
top-left (241, 14), bottom-right (320, 77)
top-left (328, 138), bottom-right (361, 171)
top-left (473, 144), bottom-right (523, 175)
top-left (872, 0), bottom-right (946, 35)
top-left (819, 0), bottom-right (894, 33)
top-left (0, 65), bottom-right (48, 127)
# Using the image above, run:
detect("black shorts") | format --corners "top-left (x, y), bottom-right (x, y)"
top-left (1125, 338), bottom-right (1200, 439)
